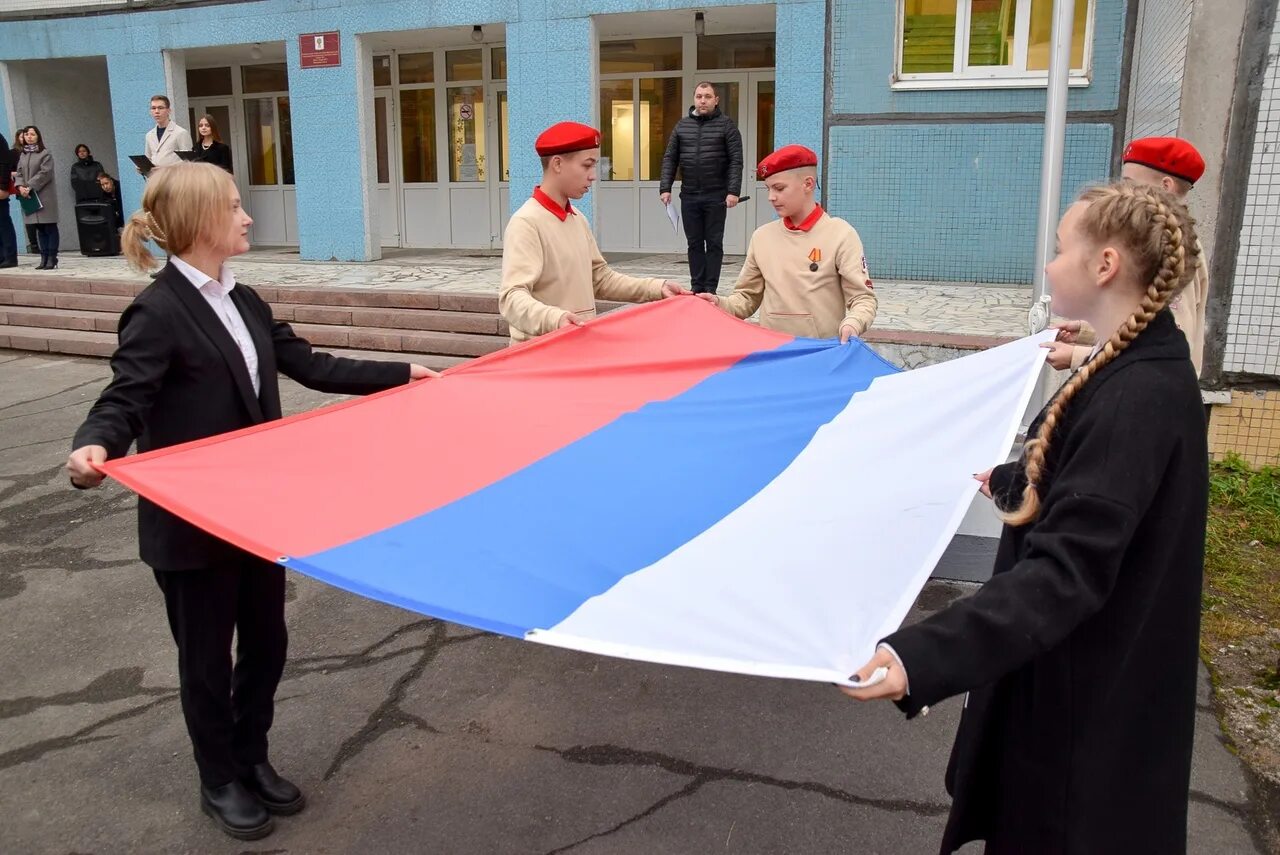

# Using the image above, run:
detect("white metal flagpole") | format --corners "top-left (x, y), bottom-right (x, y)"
top-left (1022, 0), bottom-right (1079, 433)
top-left (1028, 0), bottom-right (1078, 334)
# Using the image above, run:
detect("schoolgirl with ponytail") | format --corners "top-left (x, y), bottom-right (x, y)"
top-left (844, 181), bottom-right (1209, 855)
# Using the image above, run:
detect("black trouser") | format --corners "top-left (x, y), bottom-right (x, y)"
top-left (35, 223), bottom-right (59, 256)
top-left (681, 194), bottom-right (728, 294)
top-left (153, 554), bottom-right (288, 788)
top-left (0, 199), bottom-right (16, 260)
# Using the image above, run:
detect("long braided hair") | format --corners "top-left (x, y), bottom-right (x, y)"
top-left (1002, 181), bottom-right (1200, 526)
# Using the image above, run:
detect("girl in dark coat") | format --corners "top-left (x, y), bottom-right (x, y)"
top-left (70, 143), bottom-right (104, 202)
top-left (192, 114), bottom-right (234, 174)
top-left (96, 172), bottom-right (125, 229)
top-left (845, 181), bottom-right (1208, 855)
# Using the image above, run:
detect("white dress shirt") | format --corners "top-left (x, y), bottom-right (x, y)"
top-left (171, 256), bottom-right (261, 396)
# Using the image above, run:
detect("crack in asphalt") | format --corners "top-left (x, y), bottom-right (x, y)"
top-left (0, 397), bottom-right (103, 423)
top-left (0, 433), bottom-right (76, 452)
top-left (543, 778), bottom-right (705, 855)
top-left (0, 666), bottom-right (172, 720)
top-left (0, 377), bottom-right (103, 415)
top-left (0, 694), bottom-right (178, 772)
top-left (1188, 788), bottom-right (1252, 820)
top-left (0, 462), bottom-right (138, 599)
top-left (317, 621), bottom-right (487, 782)
top-left (536, 742), bottom-right (950, 853)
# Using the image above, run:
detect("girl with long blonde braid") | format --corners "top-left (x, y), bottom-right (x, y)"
top-left (845, 181), bottom-right (1209, 855)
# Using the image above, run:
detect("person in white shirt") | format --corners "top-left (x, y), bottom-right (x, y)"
top-left (67, 162), bottom-right (436, 842)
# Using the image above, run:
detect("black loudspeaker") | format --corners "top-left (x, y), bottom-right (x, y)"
top-left (76, 202), bottom-right (121, 257)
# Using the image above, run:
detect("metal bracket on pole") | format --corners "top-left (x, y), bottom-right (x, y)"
top-left (1028, 294), bottom-right (1054, 335)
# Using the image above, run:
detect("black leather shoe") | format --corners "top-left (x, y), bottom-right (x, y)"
top-left (241, 762), bottom-right (306, 815)
top-left (200, 780), bottom-right (273, 840)
top-left (34, 255), bottom-right (47, 270)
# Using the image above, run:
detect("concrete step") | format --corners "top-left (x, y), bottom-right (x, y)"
top-left (280, 304), bottom-right (509, 337)
top-left (0, 273), bottom-right (144, 297)
top-left (0, 289), bottom-right (133, 313)
top-left (0, 324), bottom-right (488, 367)
top-left (0, 305), bottom-right (119, 333)
top-left (0, 324), bottom-right (117, 358)
top-left (288, 322), bottom-right (506, 358)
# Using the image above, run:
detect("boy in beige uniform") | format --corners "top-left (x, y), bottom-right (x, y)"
top-left (712, 145), bottom-right (877, 342)
top-left (500, 121), bottom-right (687, 343)
top-left (1047, 137), bottom-right (1210, 374)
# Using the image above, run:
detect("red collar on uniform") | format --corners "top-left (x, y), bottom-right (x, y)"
top-left (533, 186), bottom-right (574, 221)
top-left (783, 205), bottom-right (824, 232)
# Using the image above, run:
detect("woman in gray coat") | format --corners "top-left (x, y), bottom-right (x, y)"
top-left (15, 125), bottom-right (60, 270)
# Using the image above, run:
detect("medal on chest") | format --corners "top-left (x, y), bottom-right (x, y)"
top-left (808, 248), bottom-right (821, 272)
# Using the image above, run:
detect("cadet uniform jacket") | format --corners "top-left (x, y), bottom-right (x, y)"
top-left (884, 310), bottom-right (1208, 855)
top-left (1070, 248), bottom-right (1209, 375)
top-left (500, 190), bottom-right (665, 343)
top-left (720, 206), bottom-right (877, 339)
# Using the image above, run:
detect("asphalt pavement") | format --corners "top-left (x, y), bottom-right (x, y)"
top-left (0, 350), bottom-right (1265, 854)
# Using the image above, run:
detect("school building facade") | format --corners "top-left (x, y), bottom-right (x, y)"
top-left (1, 0), bottom-right (1277, 399)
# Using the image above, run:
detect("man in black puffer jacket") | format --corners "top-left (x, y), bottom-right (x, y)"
top-left (659, 82), bottom-right (744, 295)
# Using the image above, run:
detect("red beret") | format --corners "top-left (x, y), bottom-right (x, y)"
top-left (1122, 137), bottom-right (1205, 185)
top-left (756, 144), bottom-right (818, 180)
top-left (536, 121), bottom-right (601, 157)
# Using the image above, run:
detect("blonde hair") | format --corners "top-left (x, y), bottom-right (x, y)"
top-left (1002, 181), bottom-right (1200, 526)
top-left (121, 162), bottom-right (237, 271)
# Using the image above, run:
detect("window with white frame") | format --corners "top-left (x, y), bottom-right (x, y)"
top-left (896, 0), bottom-right (1094, 88)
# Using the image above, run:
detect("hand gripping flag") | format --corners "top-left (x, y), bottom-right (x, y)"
top-left (103, 298), bottom-right (1050, 685)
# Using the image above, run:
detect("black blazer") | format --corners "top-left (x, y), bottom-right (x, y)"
top-left (193, 140), bottom-right (233, 173)
top-left (884, 310), bottom-right (1207, 854)
top-left (73, 262), bottom-right (410, 570)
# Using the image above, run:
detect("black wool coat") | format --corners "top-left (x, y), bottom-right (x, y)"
top-left (73, 262), bottom-right (411, 571)
top-left (884, 310), bottom-right (1208, 855)
top-left (658, 106), bottom-right (744, 198)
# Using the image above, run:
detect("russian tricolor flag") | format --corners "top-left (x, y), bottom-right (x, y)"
top-left (104, 299), bottom-right (1049, 685)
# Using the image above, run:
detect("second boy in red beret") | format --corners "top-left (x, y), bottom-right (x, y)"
top-left (1046, 136), bottom-right (1211, 375)
top-left (499, 121), bottom-right (687, 343)
top-left (711, 144), bottom-right (877, 341)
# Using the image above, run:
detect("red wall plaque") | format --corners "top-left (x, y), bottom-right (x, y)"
top-left (300, 32), bottom-right (341, 68)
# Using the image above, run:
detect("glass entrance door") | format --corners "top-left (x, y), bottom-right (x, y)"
top-left (373, 92), bottom-right (402, 247)
top-left (188, 100), bottom-right (234, 166)
top-left (693, 72), bottom-right (774, 254)
top-left (381, 45), bottom-right (507, 249)
top-left (188, 99), bottom-right (245, 217)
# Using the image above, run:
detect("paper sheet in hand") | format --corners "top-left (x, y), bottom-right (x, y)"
top-left (665, 200), bottom-right (680, 234)
top-left (102, 299), bottom-right (1050, 685)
